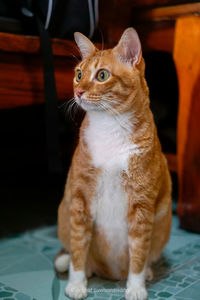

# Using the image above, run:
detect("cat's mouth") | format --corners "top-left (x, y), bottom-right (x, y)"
top-left (76, 95), bottom-right (89, 107)
top-left (75, 95), bottom-right (101, 111)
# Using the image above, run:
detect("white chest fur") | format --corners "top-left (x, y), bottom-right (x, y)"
top-left (84, 111), bottom-right (139, 170)
top-left (94, 168), bottom-right (129, 256)
top-left (84, 111), bottom-right (139, 262)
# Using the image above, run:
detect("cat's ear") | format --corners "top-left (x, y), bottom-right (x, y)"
top-left (74, 32), bottom-right (97, 59)
top-left (113, 28), bottom-right (142, 68)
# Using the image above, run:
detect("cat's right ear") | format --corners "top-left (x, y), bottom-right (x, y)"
top-left (74, 32), bottom-right (97, 59)
top-left (113, 28), bottom-right (142, 68)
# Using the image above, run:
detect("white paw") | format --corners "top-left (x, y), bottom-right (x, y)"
top-left (125, 286), bottom-right (148, 300)
top-left (146, 267), bottom-right (153, 281)
top-left (65, 281), bottom-right (87, 299)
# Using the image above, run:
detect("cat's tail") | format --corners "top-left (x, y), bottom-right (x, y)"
top-left (54, 249), bottom-right (70, 273)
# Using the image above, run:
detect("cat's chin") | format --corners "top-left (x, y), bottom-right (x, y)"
top-left (76, 99), bottom-right (102, 112)
top-left (79, 101), bottom-right (93, 111)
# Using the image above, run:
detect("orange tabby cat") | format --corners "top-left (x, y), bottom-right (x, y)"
top-left (55, 28), bottom-right (172, 300)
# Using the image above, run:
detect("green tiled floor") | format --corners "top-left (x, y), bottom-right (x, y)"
top-left (0, 216), bottom-right (200, 300)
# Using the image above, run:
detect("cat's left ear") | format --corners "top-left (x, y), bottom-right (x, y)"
top-left (74, 32), bottom-right (97, 59)
top-left (113, 28), bottom-right (142, 68)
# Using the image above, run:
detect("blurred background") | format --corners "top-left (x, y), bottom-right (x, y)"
top-left (1, 0), bottom-right (200, 237)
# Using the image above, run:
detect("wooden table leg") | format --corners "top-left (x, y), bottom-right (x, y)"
top-left (173, 16), bottom-right (200, 232)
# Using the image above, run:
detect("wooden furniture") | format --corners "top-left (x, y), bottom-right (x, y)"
top-left (0, 1), bottom-right (200, 232)
top-left (99, 1), bottom-right (200, 232)
top-left (0, 33), bottom-right (77, 108)
top-left (174, 17), bottom-right (200, 232)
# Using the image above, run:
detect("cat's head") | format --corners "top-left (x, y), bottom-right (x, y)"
top-left (73, 28), bottom-right (147, 113)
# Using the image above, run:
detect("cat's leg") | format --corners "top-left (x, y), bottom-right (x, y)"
top-left (125, 202), bottom-right (154, 300)
top-left (66, 261), bottom-right (88, 300)
top-left (65, 196), bottom-right (93, 300)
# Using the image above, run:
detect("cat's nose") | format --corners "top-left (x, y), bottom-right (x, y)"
top-left (75, 88), bottom-right (85, 98)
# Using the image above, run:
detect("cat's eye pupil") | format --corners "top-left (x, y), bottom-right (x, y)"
top-left (100, 72), bottom-right (104, 79)
top-left (78, 72), bottom-right (81, 80)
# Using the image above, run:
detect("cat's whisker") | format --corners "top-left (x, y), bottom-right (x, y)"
top-left (69, 101), bottom-right (80, 123)
top-left (66, 98), bottom-right (76, 110)
top-left (60, 97), bottom-right (74, 106)
top-left (68, 101), bottom-right (74, 120)
top-left (62, 98), bottom-right (78, 122)
top-left (68, 99), bottom-right (85, 124)
top-left (70, 102), bottom-right (79, 123)
top-left (58, 98), bottom-right (76, 117)
top-left (57, 101), bottom-right (67, 110)
top-left (88, 97), bottom-right (100, 101)
top-left (65, 101), bottom-right (74, 121)
top-left (58, 101), bottom-right (66, 108)
top-left (89, 95), bottom-right (100, 98)
top-left (87, 96), bottom-right (99, 99)
top-left (100, 102), bottom-right (133, 134)
top-left (99, 103), bottom-right (126, 131)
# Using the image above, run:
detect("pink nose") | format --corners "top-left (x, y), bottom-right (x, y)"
top-left (75, 88), bottom-right (85, 98)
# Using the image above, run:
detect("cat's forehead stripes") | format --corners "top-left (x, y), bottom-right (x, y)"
top-left (89, 61), bottom-right (98, 81)
top-left (78, 60), bottom-right (98, 81)
top-left (77, 50), bottom-right (112, 73)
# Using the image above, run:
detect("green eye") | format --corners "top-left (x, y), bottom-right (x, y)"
top-left (75, 69), bottom-right (82, 82)
top-left (97, 69), bottom-right (110, 82)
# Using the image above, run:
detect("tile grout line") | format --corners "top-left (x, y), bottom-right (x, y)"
top-left (152, 255), bottom-right (200, 284)
top-left (173, 279), bottom-right (200, 300)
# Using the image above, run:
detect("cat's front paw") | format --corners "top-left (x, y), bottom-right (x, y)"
top-left (65, 281), bottom-right (87, 299)
top-left (125, 286), bottom-right (147, 300)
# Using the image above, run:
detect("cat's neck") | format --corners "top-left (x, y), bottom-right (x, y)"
top-left (83, 110), bottom-right (138, 170)
top-left (85, 93), bottom-right (153, 134)
top-left (86, 110), bottom-right (134, 134)
top-left (83, 96), bottom-right (155, 156)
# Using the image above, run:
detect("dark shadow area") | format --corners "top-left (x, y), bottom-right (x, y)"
top-left (0, 104), bottom-right (79, 237)
top-left (144, 51), bottom-right (178, 154)
top-left (149, 254), bottom-right (172, 284)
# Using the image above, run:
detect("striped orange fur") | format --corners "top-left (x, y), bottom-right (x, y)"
top-left (55, 28), bottom-right (172, 300)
